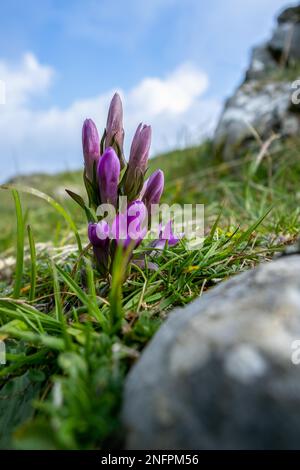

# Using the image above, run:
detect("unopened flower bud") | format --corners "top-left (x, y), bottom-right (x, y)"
top-left (82, 119), bottom-right (100, 181)
top-left (97, 147), bottom-right (120, 208)
top-left (105, 93), bottom-right (125, 162)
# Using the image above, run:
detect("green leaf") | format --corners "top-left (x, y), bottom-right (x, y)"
top-left (83, 170), bottom-right (99, 209)
top-left (65, 189), bottom-right (96, 222)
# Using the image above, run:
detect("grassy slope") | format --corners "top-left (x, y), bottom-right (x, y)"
top-left (0, 135), bottom-right (300, 449)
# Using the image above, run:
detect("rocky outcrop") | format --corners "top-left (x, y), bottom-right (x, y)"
top-left (122, 255), bottom-right (300, 449)
top-left (214, 5), bottom-right (300, 160)
top-left (270, 6), bottom-right (300, 62)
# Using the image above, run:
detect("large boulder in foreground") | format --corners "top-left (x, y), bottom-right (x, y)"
top-left (214, 5), bottom-right (300, 160)
top-left (122, 255), bottom-right (300, 449)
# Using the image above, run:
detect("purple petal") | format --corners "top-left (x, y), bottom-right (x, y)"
top-left (129, 124), bottom-right (151, 173)
top-left (152, 220), bottom-right (180, 249)
top-left (133, 259), bottom-right (159, 271)
top-left (105, 93), bottom-right (124, 154)
top-left (112, 200), bottom-right (147, 250)
top-left (88, 221), bottom-right (110, 247)
top-left (142, 169), bottom-right (164, 213)
top-left (82, 119), bottom-right (100, 181)
top-left (88, 222), bottom-right (110, 271)
top-left (97, 147), bottom-right (120, 207)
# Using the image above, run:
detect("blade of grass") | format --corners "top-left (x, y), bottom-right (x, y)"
top-left (206, 208), bottom-right (223, 243)
top-left (51, 261), bottom-right (73, 350)
top-left (0, 324), bottom-right (65, 351)
top-left (52, 262), bottom-right (64, 323)
top-left (234, 207), bottom-right (273, 246)
top-left (12, 190), bottom-right (25, 299)
top-left (27, 225), bottom-right (37, 302)
top-left (109, 245), bottom-right (132, 333)
top-left (0, 299), bottom-right (62, 333)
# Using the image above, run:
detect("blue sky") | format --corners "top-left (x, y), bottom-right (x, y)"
top-left (0, 0), bottom-right (295, 181)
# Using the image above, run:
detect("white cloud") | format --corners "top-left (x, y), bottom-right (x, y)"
top-left (0, 53), bottom-right (221, 181)
top-left (128, 63), bottom-right (208, 115)
top-left (0, 52), bottom-right (54, 108)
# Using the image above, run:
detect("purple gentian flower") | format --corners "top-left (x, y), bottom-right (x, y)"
top-left (98, 147), bottom-right (120, 208)
top-left (88, 221), bottom-right (110, 272)
top-left (112, 200), bottom-right (147, 250)
top-left (105, 93), bottom-right (124, 159)
top-left (152, 220), bottom-right (180, 250)
top-left (129, 123), bottom-right (151, 174)
top-left (82, 119), bottom-right (100, 181)
top-left (141, 169), bottom-right (164, 214)
top-left (124, 124), bottom-right (152, 199)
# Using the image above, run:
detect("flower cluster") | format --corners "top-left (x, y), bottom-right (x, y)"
top-left (68, 93), bottom-right (178, 275)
